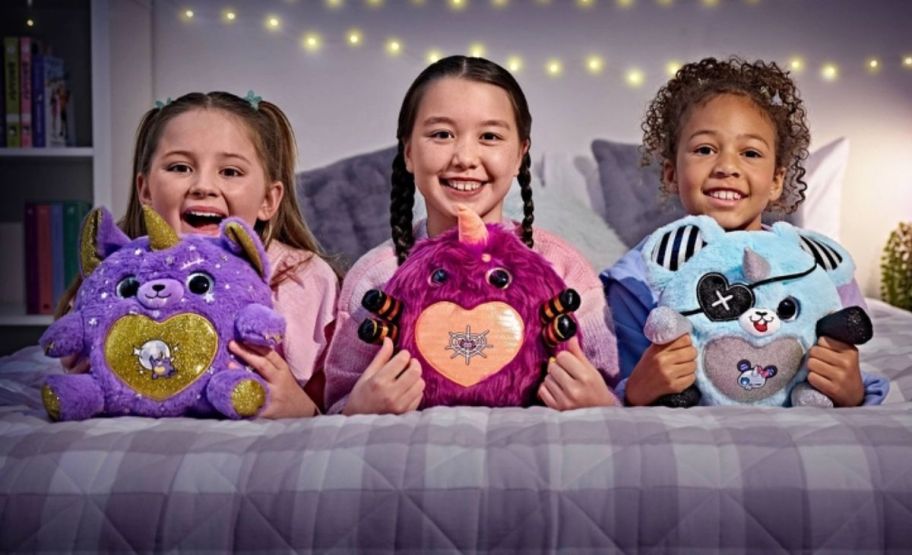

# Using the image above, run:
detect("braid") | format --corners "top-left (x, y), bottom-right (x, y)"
top-left (390, 141), bottom-right (416, 265)
top-left (517, 152), bottom-right (534, 249)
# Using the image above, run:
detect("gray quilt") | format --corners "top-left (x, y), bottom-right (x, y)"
top-left (2, 300), bottom-right (911, 553)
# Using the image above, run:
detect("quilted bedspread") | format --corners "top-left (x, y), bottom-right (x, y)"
top-left (2, 300), bottom-right (911, 553)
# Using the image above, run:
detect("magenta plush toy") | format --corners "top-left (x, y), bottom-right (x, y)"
top-left (39, 206), bottom-right (284, 421)
top-left (358, 206), bottom-right (581, 408)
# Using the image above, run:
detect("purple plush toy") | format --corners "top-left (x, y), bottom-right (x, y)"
top-left (39, 206), bottom-right (284, 421)
top-left (359, 206), bottom-right (581, 408)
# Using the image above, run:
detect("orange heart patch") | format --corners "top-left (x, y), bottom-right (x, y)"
top-left (105, 313), bottom-right (218, 401)
top-left (415, 301), bottom-right (524, 387)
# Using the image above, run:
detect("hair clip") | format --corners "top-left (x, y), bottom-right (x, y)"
top-left (153, 97), bottom-right (173, 110)
top-left (244, 90), bottom-right (262, 110)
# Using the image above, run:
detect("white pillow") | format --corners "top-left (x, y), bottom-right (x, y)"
top-left (791, 137), bottom-right (848, 241)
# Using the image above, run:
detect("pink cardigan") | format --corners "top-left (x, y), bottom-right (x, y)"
top-left (323, 220), bottom-right (620, 413)
top-left (268, 241), bottom-right (339, 384)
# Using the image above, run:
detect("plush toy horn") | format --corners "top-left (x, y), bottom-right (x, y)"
top-left (743, 247), bottom-right (771, 283)
top-left (457, 205), bottom-right (488, 245)
top-left (143, 205), bottom-right (180, 251)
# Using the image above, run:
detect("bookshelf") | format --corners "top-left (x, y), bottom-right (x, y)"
top-left (0, 0), bottom-right (111, 354)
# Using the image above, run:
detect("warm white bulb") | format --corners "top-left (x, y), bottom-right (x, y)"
top-left (788, 57), bottom-right (804, 73)
top-left (576, 0), bottom-right (595, 7)
top-left (184, 9), bottom-right (194, 19)
top-left (701, 0), bottom-right (719, 6)
top-left (546, 59), bottom-right (563, 77)
top-left (265, 16), bottom-right (281, 30)
top-left (666, 60), bottom-right (681, 77)
top-left (366, 0), bottom-right (384, 7)
top-left (586, 55), bottom-right (605, 74)
top-left (222, 9), bottom-right (237, 23)
top-left (506, 56), bottom-right (523, 73)
top-left (904, 56), bottom-right (912, 68)
top-left (820, 63), bottom-right (839, 81)
top-left (26, 18), bottom-right (35, 27)
top-left (302, 33), bottom-right (322, 52)
top-left (625, 68), bottom-right (645, 87)
top-left (617, 0), bottom-right (634, 8)
top-left (427, 49), bottom-right (443, 64)
top-left (469, 43), bottom-right (486, 58)
top-left (867, 58), bottom-right (880, 71)
top-left (347, 29), bottom-right (363, 46)
top-left (492, 0), bottom-right (509, 7)
top-left (386, 39), bottom-right (402, 56)
top-left (326, 0), bottom-right (344, 7)
top-left (449, 0), bottom-right (468, 10)
top-left (656, 0), bottom-right (673, 5)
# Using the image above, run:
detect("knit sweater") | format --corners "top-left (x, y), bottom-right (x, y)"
top-left (323, 220), bottom-right (620, 413)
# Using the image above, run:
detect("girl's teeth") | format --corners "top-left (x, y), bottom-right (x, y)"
top-left (447, 180), bottom-right (482, 192)
top-left (709, 190), bottom-right (743, 201)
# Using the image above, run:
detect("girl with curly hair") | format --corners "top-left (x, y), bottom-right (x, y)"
top-left (602, 56), bottom-right (888, 408)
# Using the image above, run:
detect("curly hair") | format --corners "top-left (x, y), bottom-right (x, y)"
top-left (641, 56), bottom-right (810, 214)
top-left (391, 55), bottom-right (534, 265)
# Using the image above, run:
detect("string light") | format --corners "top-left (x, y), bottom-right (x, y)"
top-left (820, 63), bottom-right (839, 82)
top-left (625, 68), bottom-right (645, 87)
top-left (617, 0), bottom-right (635, 8)
top-left (546, 59), bottom-right (563, 77)
top-left (665, 60), bottom-right (681, 77)
top-left (221, 9), bottom-right (237, 23)
top-left (506, 55), bottom-right (523, 73)
top-left (302, 32), bottom-right (322, 52)
top-left (411, 0), bottom-right (427, 4)
top-left (26, 18), bottom-right (35, 27)
top-left (492, 0), bottom-right (510, 7)
top-left (656, 0), bottom-right (673, 5)
top-left (366, 0), bottom-right (384, 7)
top-left (576, 0), bottom-right (596, 8)
top-left (866, 57), bottom-right (881, 74)
top-left (184, 9), bottom-right (194, 19)
top-left (449, 0), bottom-right (469, 11)
top-left (700, 0), bottom-right (719, 6)
top-left (265, 15), bottom-right (281, 31)
top-left (469, 42), bottom-right (486, 58)
top-left (904, 55), bottom-right (912, 68)
top-left (788, 57), bottom-right (804, 74)
top-left (347, 28), bottom-right (363, 47)
top-left (585, 55), bottom-right (605, 75)
top-left (426, 49), bottom-right (443, 63)
top-left (386, 38), bottom-right (403, 56)
top-left (325, 0), bottom-right (344, 8)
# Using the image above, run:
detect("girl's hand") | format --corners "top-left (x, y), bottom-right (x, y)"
top-left (228, 340), bottom-right (319, 418)
top-left (625, 334), bottom-right (697, 406)
top-left (60, 354), bottom-right (90, 374)
top-left (538, 337), bottom-right (617, 410)
top-left (806, 336), bottom-right (864, 407)
top-left (343, 338), bottom-right (425, 416)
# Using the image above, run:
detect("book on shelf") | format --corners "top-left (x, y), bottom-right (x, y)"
top-left (0, 40), bottom-right (5, 147)
top-left (19, 37), bottom-right (32, 147)
top-left (4, 36), bottom-right (20, 148)
top-left (44, 54), bottom-right (70, 147)
top-left (24, 200), bottom-right (92, 315)
top-left (31, 42), bottom-right (45, 147)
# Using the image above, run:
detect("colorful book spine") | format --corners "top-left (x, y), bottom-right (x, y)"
top-left (19, 37), bottom-right (32, 147)
top-left (44, 55), bottom-right (65, 147)
top-left (4, 37), bottom-right (19, 148)
top-left (50, 202), bottom-right (65, 308)
top-left (24, 202), bottom-right (38, 313)
top-left (35, 203), bottom-right (53, 314)
top-left (0, 44), bottom-right (5, 147)
top-left (31, 49), bottom-right (44, 147)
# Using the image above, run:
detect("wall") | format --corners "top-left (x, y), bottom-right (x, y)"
top-left (120, 0), bottom-right (911, 296)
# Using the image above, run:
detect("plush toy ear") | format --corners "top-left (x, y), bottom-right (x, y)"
top-left (772, 222), bottom-right (856, 287)
top-left (221, 218), bottom-right (270, 280)
top-left (643, 215), bottom-right (722, 290)
top-left (80, 207), bottom-right (130, 277)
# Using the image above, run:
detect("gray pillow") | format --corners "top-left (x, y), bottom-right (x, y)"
top-left (590, 139), bottom-right (685, 248)
top-left (296, 146), bottom-right (396, 267)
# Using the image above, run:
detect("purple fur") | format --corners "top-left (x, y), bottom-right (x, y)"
top-left (39, 208), bottom-right (281, 420)
top-left (385, 223), bottom-right (578, 408)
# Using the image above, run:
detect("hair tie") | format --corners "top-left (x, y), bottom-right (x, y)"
top-left (244, 90), bottom-right (262, 110)
top-left (153, 97), bottom-right (173, 110)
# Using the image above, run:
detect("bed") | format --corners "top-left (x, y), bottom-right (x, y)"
top-left (2, 144), bottom-right (911, 552)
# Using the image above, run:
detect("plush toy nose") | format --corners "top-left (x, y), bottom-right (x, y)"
top-left (137, 279), bottom-right (185, 310)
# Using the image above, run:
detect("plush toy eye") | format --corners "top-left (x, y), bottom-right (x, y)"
top-left (115, 276), bottom-right (140, 298)
top-left (186, 272), bottom-right (214, 295)
top-left (486, 268), bottom-right (512, 289)
top-left (429, 268), bottom-right (449, 286)
top-left (776, 297), bottom-right (800, 321)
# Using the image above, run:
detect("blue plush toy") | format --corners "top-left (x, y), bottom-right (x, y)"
top-left (642, 215), bottom-right (873, 407)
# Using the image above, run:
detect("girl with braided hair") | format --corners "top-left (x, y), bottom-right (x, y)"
top-left (324, 56), bottom-right (620, 414)
top-left (601, 56), bottom-right (888, 407)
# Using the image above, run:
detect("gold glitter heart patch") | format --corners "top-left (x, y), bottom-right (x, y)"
top-left (105, 313), bottom-right (218, 401)
top-left (415, 301), bottom-right (524, 387)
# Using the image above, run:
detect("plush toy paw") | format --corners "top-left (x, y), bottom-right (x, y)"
top-left (235, 304), bottom-right (286, 349)
top-left (206, 369), bottom-right (268, 419)
top-left (790, 382), bottom-right (834, 408)
top-left (39, 313), bottom-right (84, 358)
top-left (652, 385), bottom-right (702, 408)
top-left (644, 306), bottom-right (693, 346)
top-left (42, 375), bottom-right (105, 421)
